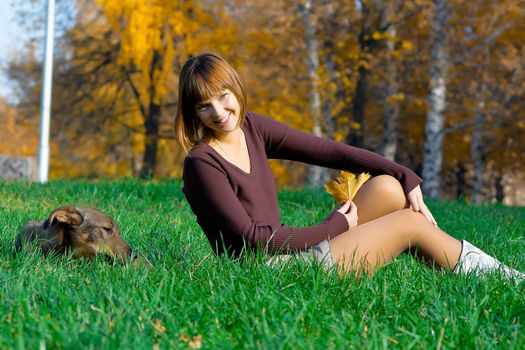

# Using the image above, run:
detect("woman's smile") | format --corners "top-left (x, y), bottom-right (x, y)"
top-left (196, 90), bottom-right (241, 136)
top-left (214, 112), bottom-right (232, 125)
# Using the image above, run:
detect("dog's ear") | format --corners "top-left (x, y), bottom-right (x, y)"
top-left (47, 206), bottom-right (84, 227)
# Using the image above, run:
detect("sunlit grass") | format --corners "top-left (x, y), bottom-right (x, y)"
top-left (1, 179), bottom-right (524, 349)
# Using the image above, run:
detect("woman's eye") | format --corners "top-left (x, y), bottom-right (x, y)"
top-left (102, 227), bottom-right (113, 234)
top-left (220, 92), bottom-right (229, 99)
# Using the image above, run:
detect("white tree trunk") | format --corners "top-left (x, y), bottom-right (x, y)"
top-left (301, 0), bottom-right (326, 187)
top-left (321, 2), bottom-right (337, 142)
top-left (422, 0), bottom-right (448, 199)
top-left (380, 2), bottom-right (400, 161)
top-left (320, 9), bottom-right (338, 185)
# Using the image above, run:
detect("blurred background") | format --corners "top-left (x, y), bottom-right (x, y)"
top-left (1, 0), bottom-right (524, 205)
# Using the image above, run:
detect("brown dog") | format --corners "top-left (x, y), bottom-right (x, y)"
top-left (16, 205), bottom-right (145, 265)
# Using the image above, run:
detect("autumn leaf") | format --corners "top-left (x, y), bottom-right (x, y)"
top-left (324, 171), bottom-right (371, 203)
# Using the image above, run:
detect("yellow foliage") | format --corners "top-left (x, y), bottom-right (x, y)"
top-left (357, 59), bottom-right (369, 70)
top-left (392, 50), bottom-right (403, 60)
top-left (0, 98), bottom-right (38, 157)
top-left (401, 40), bottom-right (413, 51)
top-left (371, 31), bottom-right (384, 41)
top-left (269, 160), bottom-right (290, 186)
top-left (324, 171), bottom-right (371, 203)
top-left (387, 93), bottom-right (405, 105)
top-left (333, 131), bottom-right (346, 142)
top-left (95, 0), bottom-right (192, 104)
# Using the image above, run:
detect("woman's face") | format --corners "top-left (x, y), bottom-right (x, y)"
top-left (195, 89), bottom-right (241, 138)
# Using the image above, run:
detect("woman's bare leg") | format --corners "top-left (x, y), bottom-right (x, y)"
top-left (353, 175), bottom-right (409, 224)
top-left (329, 209), bottom-right (462, 274)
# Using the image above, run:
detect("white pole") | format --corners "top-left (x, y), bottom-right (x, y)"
top-left (37, 0), bottom-right (56, 183)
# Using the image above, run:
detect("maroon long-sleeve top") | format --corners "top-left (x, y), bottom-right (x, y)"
top-left (182, 112), bottom-right (422, 256)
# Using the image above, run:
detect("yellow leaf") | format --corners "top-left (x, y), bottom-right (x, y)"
top-left (324, 171), bottom-right (371, 203)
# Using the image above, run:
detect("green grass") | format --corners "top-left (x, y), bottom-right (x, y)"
top-left (1, 179), bottom-right (524, 349)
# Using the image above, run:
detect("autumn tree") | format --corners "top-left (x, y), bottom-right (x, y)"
top-left (448, 0), bottom-right (525, 202)
top-left (8, 0), bottom-right (243, 179)
top-left (0, 97), bottom-right (39, 157)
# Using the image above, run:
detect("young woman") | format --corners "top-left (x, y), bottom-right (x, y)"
top-left (175, 52), bottom-right (522, 279)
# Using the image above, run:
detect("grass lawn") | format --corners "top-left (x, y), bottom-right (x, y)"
top-left (1, 179), bottom-right (524, 349)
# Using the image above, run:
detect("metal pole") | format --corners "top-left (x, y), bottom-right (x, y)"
top-left (37, 0), bottom-right (56, 183)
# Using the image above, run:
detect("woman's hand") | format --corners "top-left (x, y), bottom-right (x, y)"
top-left (337, 200), bottom-right (359, 229)
top-left (407, 185), bottom-right (437, 226)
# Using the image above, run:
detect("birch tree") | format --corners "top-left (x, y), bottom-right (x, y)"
top-left (421, 0), bottom-right (448, 199)
top-left (300, 0), bottom-right (327, 187)
top-left (380, 1), bottom-right (400, 161)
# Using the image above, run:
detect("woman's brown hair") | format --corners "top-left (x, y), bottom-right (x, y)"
top-left (175, 53), bottom-right (247, 153)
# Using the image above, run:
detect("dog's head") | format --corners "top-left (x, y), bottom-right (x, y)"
top-left (44, 205), bottom-right (133, 262)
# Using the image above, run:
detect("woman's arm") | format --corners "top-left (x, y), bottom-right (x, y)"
top-left (183, 156), bottom-right (349, 253)
top-left (251, 113), bottom-right (422, 195)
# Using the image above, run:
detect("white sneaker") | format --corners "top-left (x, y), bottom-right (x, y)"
top-left (454, 240), bottom-right (525, 281)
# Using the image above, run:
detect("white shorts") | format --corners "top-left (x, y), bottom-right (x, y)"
top-left (266, 239), bottom-right (334, 268)
top-left (307, 239), bottom-right (334, 268)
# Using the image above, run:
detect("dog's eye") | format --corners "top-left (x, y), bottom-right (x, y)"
top-left (102, 227), bottom-right (113, 234)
